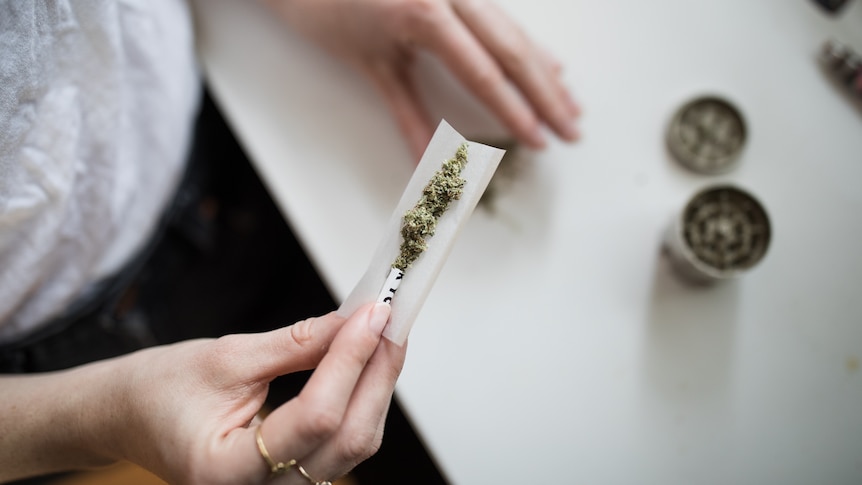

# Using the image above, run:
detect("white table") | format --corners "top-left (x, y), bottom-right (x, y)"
top-left (192, 1), bottom-right (862, 483)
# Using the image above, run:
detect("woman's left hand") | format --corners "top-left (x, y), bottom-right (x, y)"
top-left (95, 303), bottom-right (402, 484)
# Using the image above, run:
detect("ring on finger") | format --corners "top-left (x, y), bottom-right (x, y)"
top-left (255, 427), bottom-right (332, 484)
top-left (255, 427), bottom-right (296, 476)
top-left (297, 463), bottom-right (332, 485)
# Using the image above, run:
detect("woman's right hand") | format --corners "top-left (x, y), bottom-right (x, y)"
top-left (265, 0), bottom-right (581, 158)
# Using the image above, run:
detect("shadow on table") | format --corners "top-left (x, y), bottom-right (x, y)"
top-left (642, 255), bottom-right (740, 404)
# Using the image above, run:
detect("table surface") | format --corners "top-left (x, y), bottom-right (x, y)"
top-left (192, 1), bottom-right (862, 483)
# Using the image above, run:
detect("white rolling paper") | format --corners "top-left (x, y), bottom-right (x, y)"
top-left (337, 120), bottom-right (505, 345)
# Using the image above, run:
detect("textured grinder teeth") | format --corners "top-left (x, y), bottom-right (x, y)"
top-left (667, 96), bottom-right (746, 175)
top-left (682, 186), bottom-right (770, 272)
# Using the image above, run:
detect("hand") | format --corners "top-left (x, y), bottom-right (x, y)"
top-left (265, 0), bottom-right (581, 158)
top-left (100, 303), bottom-right (402, 484)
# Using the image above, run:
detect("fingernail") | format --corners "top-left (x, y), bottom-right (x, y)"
top-left (368, 303), bottom-right (391, 336)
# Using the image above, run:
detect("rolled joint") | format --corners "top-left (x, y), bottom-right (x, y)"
top-left (377, 267), bottom-right (405, 304)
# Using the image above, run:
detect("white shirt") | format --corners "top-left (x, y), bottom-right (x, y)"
top-left (0, 0), bottom-right (201, 343)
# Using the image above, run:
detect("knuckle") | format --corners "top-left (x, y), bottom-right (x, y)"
top-left (298, 406), bottom-right (343, 442)
top-left (495, 37), bottom-right (532, 75)
top-left (288, 317), bottom-right (316, 347)
top-left (455, 0), bottom-right (485, 16)
top-left (342, 338), bottom-right (376, 369)
top-left (337, 429), bottom-right (381, 464)
top-left (335, 328), bottom-right (380, 370)
top-left (472, 64), bottom-right (503, 92)
top-left (382, 356), bottom-right (406, 384)
top-left (212, 334), bottom-right (243, 354)
top-left (400, 0), bottom-right (445, 37)
top-left (405, 0), bottom-right (442, 20)
top-left (204, 335), bottom-right (244, 370)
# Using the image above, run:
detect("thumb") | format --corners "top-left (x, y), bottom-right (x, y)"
top-left (237, 311), bottom-right (349, 381)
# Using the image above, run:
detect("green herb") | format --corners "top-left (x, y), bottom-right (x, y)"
top-left (393, 143), bottom-right (468, 271)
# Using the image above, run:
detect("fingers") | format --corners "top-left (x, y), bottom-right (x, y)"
top-left (366, 62), bottom-right (435, 161)
top-left (452, 0), bottom-right (580, 141)
top-left (539, 45), bottom-right (564, 77)
top-left (300, 338), bottom-right (408, 478)
top-left (536, 46), bottom-right (580, 118)
top-left (404, 0), bottom-right (580, 148)
top-left (257, 303), bottom-right (391, 464)
top-left (414, 5), bottom-right (547, 149)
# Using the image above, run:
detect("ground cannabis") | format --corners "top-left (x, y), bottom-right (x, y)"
top-left (392, 142), bottom-right (469, 271)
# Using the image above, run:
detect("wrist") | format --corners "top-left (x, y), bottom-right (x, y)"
top-left (64, 358), bottom-right (133, 467)
top-left (0, 360), bottom-right (126, 482)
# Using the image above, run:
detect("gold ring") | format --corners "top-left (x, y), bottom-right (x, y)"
top-left (255, 427), bottom-right (295, 476)
top-left (297, 464), bottom-right (332, 485)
